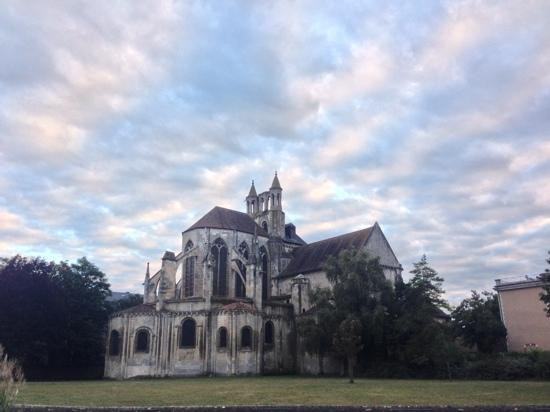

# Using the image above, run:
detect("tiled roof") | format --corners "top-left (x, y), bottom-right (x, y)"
top-left (220, 302), bottom-right (257, 313)
top-left (278, 227), bottom-right (374, 278)
top-left (184, 206), bottom-right (268, 237)
top-left (115, 303), bottom-right (156, 315)
top-left (284, 223), bottom-right (306, 245)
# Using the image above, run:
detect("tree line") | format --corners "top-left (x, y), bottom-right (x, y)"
top-left (299, 249), bottom-right (550, 381)
top-left (0, 255), bottom-right (141, 380)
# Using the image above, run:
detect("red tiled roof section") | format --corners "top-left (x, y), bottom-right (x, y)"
top-left (115, 303), bottom-right (156, 315)
top-left (221, 302), bottom-right (257, 312)
top-left (184, 206), bottom-right (268, 237)
top-left (279, 227), bottom-right (374, 278)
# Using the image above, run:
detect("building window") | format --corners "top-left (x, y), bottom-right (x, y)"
top-left (264, 321), bottom-right (274, 345)
top-left (211, 238), bottom-right (228, 296)
top-left (261, 221), bottom-right (268, 232)
top-left (109, 330), bottom-right (120, 356)
top-left (184, 256), bottom-right (195, 297)
top-left (235, 260), bottom-right (246, 298)
top-left (260, 246), bottom-right (269, 301)
top-left (135, 329), bottom-right (150, 353)
top-left (184, 240), bottom-right (194, 252)
top-left (241, 326), bottom-right (252, 350)
top-left (218, 327), bottom-right (228, 349)
top-left (180, 318), bottom-right (196, 348)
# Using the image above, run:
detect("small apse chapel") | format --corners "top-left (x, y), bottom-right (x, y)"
top-left (105, 173), bottom-right (402, 378)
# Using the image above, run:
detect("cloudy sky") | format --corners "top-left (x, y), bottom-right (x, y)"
top-left (1, 1), bottom-right (549, 304)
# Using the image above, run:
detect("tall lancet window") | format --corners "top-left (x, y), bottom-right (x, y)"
top-left (184, 256), bottom-right (195, 297)
top-left (259, 246), bottom-right (269, 301)
top-left (235, 241), bottom-right (249, 298)
top-left (211, 238), bottom-right (228, 296)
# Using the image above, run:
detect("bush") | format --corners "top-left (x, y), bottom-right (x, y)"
top-left (0, 344), bottom-right (25, 412)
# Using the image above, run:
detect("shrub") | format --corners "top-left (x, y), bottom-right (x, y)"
top-left (0, 344), bottom-right (25, 412)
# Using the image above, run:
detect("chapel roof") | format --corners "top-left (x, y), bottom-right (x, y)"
top-left (113, 303), bottom-right (156, 316)
top-left (184, 206), bottom-right (268, 237)
top-left (220, 302), bottom-right (257, 313)
top-left (278, 226), bottom-right (374, 278)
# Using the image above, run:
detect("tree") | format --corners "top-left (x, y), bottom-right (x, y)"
top-left (540, 251), bottom-right (550, 317)
top-left (54, 257), bottom-right (111, 367)
top-left (387, 256), bottom-right (459, 378)
top-left (323, 248), bottom-right (394, 370)
top-left (0, 255), bottom-right (111, 377)
top-left (452, 290), bottom-right (507, 354)
top-left (0, 256), bottom-right (65, 370)
top-left (332, 316), bottom-right (363, 383)
top-left (408, 254), bottom-right (448, 309)
top-left (297, 287), bottom-right (336, 375)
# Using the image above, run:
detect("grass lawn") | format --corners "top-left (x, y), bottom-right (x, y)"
top-left (16, 376), bottom-right (550, 407)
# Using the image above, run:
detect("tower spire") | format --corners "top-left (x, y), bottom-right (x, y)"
top-left (248, 179), bottom-right (257, 197)
top-left (270, 171), bottom-right (282, 190)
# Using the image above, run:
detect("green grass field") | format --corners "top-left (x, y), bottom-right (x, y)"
top-left (16, 376), bottom-right (550, 407)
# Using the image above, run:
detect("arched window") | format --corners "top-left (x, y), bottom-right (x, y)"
top-left (109, 330), bottom-right (120, 356)
top-left (235, 260), bottom-right (246, 298)
top-left (260, 246), bottom-right (269, 301)
top-left (264, 321), bottom-right (274, 345)
top-left (180, 318), bottom-right (196, 348)
top-left (135, 329), bottom-right (150, 353)
top-left (241, 326), bottom-right (252, 349)
top-left (238, 241), bottom-right (249, 260)
top-left (184, 240), bottom-right (194, 252)
top-left (184, 256), bottom-right (195, 297)
top-left (211, 238), bottom-right (228, 296)
top-left (218, 327), bottom-right (228, 349)
top-left (261, 221), bottom-right (268, 233)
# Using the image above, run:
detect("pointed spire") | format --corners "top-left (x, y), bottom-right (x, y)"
top-left (248, 179), bottom-right (257, 197)
top-left (144, 262), bottom-right (150, 281)
top-left (270, 171), bottom-right (282, 190)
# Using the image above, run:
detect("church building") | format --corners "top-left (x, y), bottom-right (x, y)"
top-left (104, 174), bottom-right (402, 378)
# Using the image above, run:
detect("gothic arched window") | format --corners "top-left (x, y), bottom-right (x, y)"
top-left (184, 256), bottom-right (195, 297)
top-left (264, 321), bottom-right (274, 345)
top-left (260, 246), bottom-right (269, 301)
top-left (261, 221), bottom-right (268, 233)
top-left (109, 330), bottom-right (120, 356)
top-left (240, 326), bottom-right (252, 349)
top-left (135, 329), bottom-right (150, 353)
top-left (211, 238), bottom-right (228, 296)
top-left (180, 318), bottom-right (196, 348)
top-left (235, 260), bottom-right (246, 298)
top-left (218, 327), bottom-right (228, 348)
top-left (184, 240), bottom-right (194, 252)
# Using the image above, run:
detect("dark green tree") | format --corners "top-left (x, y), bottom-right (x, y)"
top-left (323, 248), bottom-right (394, 368)
top-left (0, 255), bottom-right (111, 377)
top-left (387, 256), bottom-right (459, 378)
top-left (297, 287), bottom-right (336, 375)
top-left (332, 316), bottom-right (363, 383)
top-left (452, 290), bottom-right (507, 353)
top-left (408, 254), bottom-right (448, 309)
top-left (0, 256), bottom-right (65, 369)
top-left (55, 257), bottom-right (111, 367)
top-left (540, 251), bottom-right (550, 317)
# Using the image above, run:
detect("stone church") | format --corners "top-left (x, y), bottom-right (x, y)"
top-left (105, 174), bottom-right (402, 378)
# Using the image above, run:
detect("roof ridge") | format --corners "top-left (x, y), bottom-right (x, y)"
top-left (303, 226), bottom-right (373, 247)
